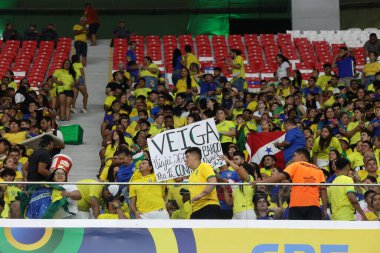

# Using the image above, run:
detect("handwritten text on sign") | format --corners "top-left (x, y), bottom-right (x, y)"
top-left (148, 119), bottom-right (225, 181)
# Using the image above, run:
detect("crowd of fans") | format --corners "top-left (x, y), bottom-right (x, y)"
top-left (1, 20), bottom-right (380, 220)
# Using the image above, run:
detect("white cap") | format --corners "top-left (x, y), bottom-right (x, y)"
top-left (332, 88), bottom-right (340, 94)
top-left (107, 185), bottom-right (119, 197)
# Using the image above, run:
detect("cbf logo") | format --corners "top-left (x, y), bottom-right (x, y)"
top-left (252, 244), bottom-right (348, 253)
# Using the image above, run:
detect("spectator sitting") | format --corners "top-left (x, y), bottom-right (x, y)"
top-left (364, 33), bottom-right (380, 58)
top-left (2, 23), bottom-right (19, 42)
top-left (23, 24), bottom-right (39, 41)
top-left (111, 20), bottom-right (131, 47)
top-left (40, 24), bottom-right (58, 44)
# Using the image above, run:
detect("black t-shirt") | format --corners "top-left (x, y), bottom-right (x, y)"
top-left (27, 148), bottom-right (52, 182)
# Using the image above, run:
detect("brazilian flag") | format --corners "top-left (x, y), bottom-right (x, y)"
top-left (18, 185), bottom-right (71, 219)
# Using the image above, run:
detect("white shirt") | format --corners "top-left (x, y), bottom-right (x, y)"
top-left (277, 61), bottom-right (290, 81)
top-left (53, 184), bottom-right (79, 218)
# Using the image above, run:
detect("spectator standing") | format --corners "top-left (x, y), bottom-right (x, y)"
top-left (312, 126), bottom-right (342, 168)
top-left (332, 47), bottom-right (355, 87)
top-left (364, 33), bottom-right (380, 58)
top-left (274, 118), bottom-right (306, 165)
top-left (71, 54), bottom-right (89, 113)
top-left (129, 159), bottom-right (169, 219)
top-left (40, 116), bottom-right (64, 157)
top-left (171, 48), bottom-right (183, 85)
top-left (368, 107), bottom-right (380, 138)
top-left (184, 45), bottom-right (199, 69)
top-left (40, 24), bottom-right (58, 48)
top-left (84, 3), bottom-right (100, 46)
top-left (2, 23), bottom-right (19, 42)
top-left (73, 17), bottom-right (89, 66)
top-left (111, 20), bottom-right (131, 47)
top-left (275, 54), bottom-right (290, 81)
top-left (328, 158), bottom-right (367, 221)
top-left (254, 148), bottom-right (328, 220)
top-left (26, 135), bottom-right (54, 182)
top-left (52, 59), bottom-right (76, 121)
top-left (362, 52), bottom-right (380, 89)
top-left (225, 49), bottom-right (246, 91)
top-left (185, 147), bottom-right (221, 219)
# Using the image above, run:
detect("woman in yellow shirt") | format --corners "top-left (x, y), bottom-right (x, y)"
top-left (71, 54), bottom-right (89, 113)
top-left (216, 108), bottom-right (236, 153)
top-left (2, 120), bottom-right (27, 145)
top-left (140, 56), bottom-right (159, 90)
top-left (362, 52), bottom-right (380, 89)
top-left (52, 60), bottom-right (76, 121)
top-left (312, 126), bottom-right (343, 168)
top-left (173, 67), bottom-right (198, 101)
top-left (347, 108), bottom-right (366, 146)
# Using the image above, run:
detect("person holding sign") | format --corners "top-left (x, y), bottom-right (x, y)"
top-left (185, 147), bottom-right (221, 219)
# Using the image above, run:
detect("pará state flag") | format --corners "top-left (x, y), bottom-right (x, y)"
top-left (245, 131), bottom-right (286, 170)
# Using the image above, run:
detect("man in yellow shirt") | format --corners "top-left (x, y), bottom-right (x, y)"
top-left (316, 63), bottom-right (333, 91)
top-left (328, 158), bottom-right (367, 220)
top-left (129, 159), bottom-right (169, 219)
top-left (185, 147), bottom-right (221, 219)
top-left (184, 45), bottom-right (199, 69)
top-left (73, 17), bottom-right (88, 66)
top-left (226, 49), bottom-right (246, 90)
top-left (77, 179), bottom-right (120, 219)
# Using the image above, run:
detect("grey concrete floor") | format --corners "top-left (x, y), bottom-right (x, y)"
top-left (60, 40), bottom-right (110, 181)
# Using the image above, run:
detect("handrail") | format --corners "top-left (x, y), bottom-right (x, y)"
top-left (0, 181), bottom-right (378, 187)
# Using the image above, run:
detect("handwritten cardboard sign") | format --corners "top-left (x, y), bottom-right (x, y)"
top-left (148, 119), bottom-right (225, 181)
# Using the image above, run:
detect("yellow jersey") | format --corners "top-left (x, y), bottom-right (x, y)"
top-left (363, 62), bottom-right (380, 76)
top-left (73, 24), bottom-right (87, 42)
top-left (53, 69), bottom-right (74, 92)
top-left (77, 179), bottom-right (103, 212)
top-left (185, 53), bottom-right (199, 69)
top-left (316, 75), bottom-right (332, 91)
top-left (3, 131), bottom-right (27, 144)
top-left (129, 173), bottom-right (166, 213)
top-left (73, 62), bottom-right (83, 79)
top-left (328, 175), bottom-right (356, 220)
top-left (312, 136), bottom-right (342, 160)
top-left (140, 63), bottom-right (159, 78)
top-left (188, 163), bottom-right (220, 212)
top-left (176, 78), bottom-right (198, 94)
top-left (216, 120), bottom-right (235, 143)
top-left (232, 175), bottom-right (255, 214)
top-left (232, 55), bottom-right (245, 80)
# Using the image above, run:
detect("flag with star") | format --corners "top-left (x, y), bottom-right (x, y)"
top-left (245, 131), bottom-right (286, 169)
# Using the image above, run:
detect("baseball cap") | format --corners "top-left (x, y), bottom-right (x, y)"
top-left (179, 188), bottom-right (190, 196)
top-left (107, 185), bottom-right (121, 197)
top-left (339, 137), bottom-right (349, 144)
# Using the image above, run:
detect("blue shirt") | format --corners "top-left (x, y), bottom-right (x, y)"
top-left (117, 163), bottom-right (136, 183)
top-left (173, 56), bottom-right (183, 70)
top-left (317, 120), bottom-right (344, 136)
top-left (370, 118), bottom-right (380, 137)
top-left (336, 56), bottom-right (355, 78)
top-left (199, 81), bottom-right (217, 96)
top-left (126, 49), bottom-right (136, 62)
top-left (284, 127), bottom-right (306, 164)
top-left (302, 86), bottom-right (322, 97)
